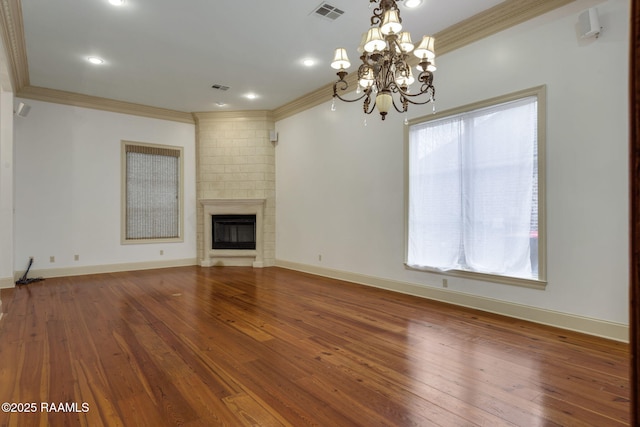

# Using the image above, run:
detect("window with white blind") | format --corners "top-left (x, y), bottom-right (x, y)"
top-left (121, 141), bottom-right (183, 243)
top-left (406, 86), bottom-right (546, 287)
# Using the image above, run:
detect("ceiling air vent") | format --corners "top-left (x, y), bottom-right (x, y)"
top-left (211, 84), bottom-right (230, 91)
top-left (312, 3), bottom-right (344, 21)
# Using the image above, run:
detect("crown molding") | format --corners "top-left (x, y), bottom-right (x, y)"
top-left (192, 110), bottom-right (274, 123)
top-left (18, 85), bottom-right (194, 124)
top-left (0, 0), bottom-right (28, 91)
top-left (272, 81), bottom-right (336, 123)
top-left (1, 0), bottom-right (574, 123)
top-left (434, 0), bottom-right (574, 56)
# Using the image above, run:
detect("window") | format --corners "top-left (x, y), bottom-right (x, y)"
top-left (121, 141), bottom-right (183, 243)
top-left (406, 86), bottom-right (545, 287)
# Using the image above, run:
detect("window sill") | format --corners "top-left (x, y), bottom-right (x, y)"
top-left (404, 263), bottom-right (547, 290)
top-left (122, 237), bottom-right (183, 245)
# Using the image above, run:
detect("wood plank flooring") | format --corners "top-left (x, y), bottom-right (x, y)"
top-left (0, 266), bottom-right (630, 426)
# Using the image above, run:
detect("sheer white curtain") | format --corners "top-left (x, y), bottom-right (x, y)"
top-left (408, 97), bottom-right (537, 279)
top-left (408, 116), bottom-right (463, 270)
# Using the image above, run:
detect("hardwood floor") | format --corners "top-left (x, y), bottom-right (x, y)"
top-left (0, 266), bottom-right (630, 426)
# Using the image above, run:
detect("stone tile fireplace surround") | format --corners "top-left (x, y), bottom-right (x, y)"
top-left (200, 198), bottom-right (265, 267)
top-left (194, 111), bottom-right (275, 267)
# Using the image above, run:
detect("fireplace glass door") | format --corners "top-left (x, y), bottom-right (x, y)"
top-left (212, 215), bottom-right (256, 250)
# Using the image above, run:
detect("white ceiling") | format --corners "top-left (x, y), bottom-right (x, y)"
top-left (20, 0), bottom-right (505, 113)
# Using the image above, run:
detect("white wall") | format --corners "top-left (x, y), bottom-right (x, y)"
top-left (0, 33), bottom-right (14, 288)
top-left (275, 0), bottom-right (629, 328)
top-left (0, 91), bottom-right (14, 287)
top-left (13, 100), bottom-right (197, 275)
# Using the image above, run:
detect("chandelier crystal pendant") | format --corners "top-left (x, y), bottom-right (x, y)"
top-left (331, 0), bottom-right (436, 121)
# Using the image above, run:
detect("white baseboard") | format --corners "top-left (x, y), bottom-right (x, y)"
top-left (275, 260), bottom-right (629, 343)
top-left (14, 258), bottom-right (198, 281)
top-left (0, 276), bottom-right (14, 289)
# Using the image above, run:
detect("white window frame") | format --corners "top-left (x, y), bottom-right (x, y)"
top-left (404, 86), bottom-right (546, 289)
top-left (121, 140), bottom-right (184, 244)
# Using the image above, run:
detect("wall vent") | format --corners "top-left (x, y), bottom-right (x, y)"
top-left (211, 84), bottom-right (230, 91)
top-left (312, 3), bottom-right (344, 21)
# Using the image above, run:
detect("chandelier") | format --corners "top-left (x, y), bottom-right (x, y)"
top-left (330, 0), bottom-right (436, 121)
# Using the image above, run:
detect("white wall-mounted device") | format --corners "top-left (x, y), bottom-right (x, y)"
top-left (578, 7), bottom-right (601, 39)
top-left (15, 102), bottom-right (31, 117)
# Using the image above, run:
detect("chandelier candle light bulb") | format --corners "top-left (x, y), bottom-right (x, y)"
top-left (330, 0), bottom-right (436, 121)
top-left (364, 28), bottom-right (386, 53)
top-left (331, 48), bottom-right (351, 70)
top-left (414, 36), bottom-right (436, 60)
top-left (398, 32), bottom-right (414, 53)
top-left (380, 10), bottom-right (402, 35)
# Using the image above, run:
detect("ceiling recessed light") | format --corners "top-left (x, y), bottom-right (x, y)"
top-left (87, 56), bottom-right (104, 64)
top-left (245, 93), bottom-right (258, 100)
top-left (303, 58), bottom-right (316, 67)
top-left (109, 0), bottom-right (125, 5)
top-left (404, 0), bottom-right (422, 8)
top-left (215, 102), bottom-right (227, 107)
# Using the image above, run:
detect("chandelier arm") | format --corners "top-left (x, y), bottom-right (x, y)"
top-left (395, 87), bottom-right (436, 105)
top-left (402, 95), bottom-right (435, 106)
top-left (391, 97), bottom-right (407, 114)
top-left (332, 79), bottom-right (368, 103)
top-left (365, 94), bottom-right (377, 115)
top-left (333, 91), bottom-right (369, 103)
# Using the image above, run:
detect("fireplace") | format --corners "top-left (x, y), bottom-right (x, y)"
top-left (200, 199), bottom-right (265, 267)
top-left (212, 215), bottom-right (256, 250)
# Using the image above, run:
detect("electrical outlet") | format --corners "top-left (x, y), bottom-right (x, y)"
top-left (160, 250), bottom-right (164, 255)
top-left (318, 254), bottom-right (322, 261)
top-left (442, 278), bottom-right (448, 288)
top-left (49, 256), bottom-right (55, 263)
top-left (74, 254), bottom-right (79, 261)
